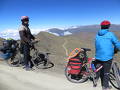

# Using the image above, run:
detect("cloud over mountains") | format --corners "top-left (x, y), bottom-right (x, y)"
top-left (0, 24), bottom-right (120, 40)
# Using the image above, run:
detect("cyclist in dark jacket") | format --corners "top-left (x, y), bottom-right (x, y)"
top-left (19, 16), bottom-right (35, 71)
top-left (95, 20), bottom-right (120, 90)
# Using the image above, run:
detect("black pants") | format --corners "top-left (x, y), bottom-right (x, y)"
top-left (22, 43), bottom-right (32, 68)
top-left (94, 59), bottom-right (112, 88)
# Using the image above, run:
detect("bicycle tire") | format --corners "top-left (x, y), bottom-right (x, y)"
top-left (42, 61), bottom-right (54, 69)
top-left (65, 64), bottom-right (89, 83)
top-left (110, 62), bottom-right (120, 89)
top-left (109, 72), bottom-right (120, 89)
top-left (31, 52), bottom-right (53, 69)
top-left (6, 51), bottom-right (21, 67)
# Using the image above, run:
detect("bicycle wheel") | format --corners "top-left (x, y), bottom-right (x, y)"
top-left (109, 72), bottom-right (120, 89)
top-left (65, 64), bottom-right (89, 83)
top-left (6, 51), bottom-right (21, 67)
top-left (31, 52), bottom-right (54, 69)
top-left (110, 62), bottom-right (120, 89)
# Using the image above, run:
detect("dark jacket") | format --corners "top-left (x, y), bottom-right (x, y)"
top-left (19, 24), bottom-right (35, 44)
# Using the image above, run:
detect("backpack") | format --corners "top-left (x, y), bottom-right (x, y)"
top-left (67, 48), bottom-right (85, 75)
top-left (3, 39), bottom-right (17, 51)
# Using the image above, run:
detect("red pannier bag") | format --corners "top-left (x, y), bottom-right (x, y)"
top-left (67, 58), bottom-right (82, 75)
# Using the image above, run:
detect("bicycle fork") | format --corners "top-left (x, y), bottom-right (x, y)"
top-left (90, 72), bottom-right (97, 87)
top-left (86, 65), bottom-right (97, 87)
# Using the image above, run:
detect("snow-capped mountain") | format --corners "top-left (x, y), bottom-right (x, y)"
top-left (0, 24), bottom-right (120, 39)
top-left (47, 24), bottom-right (120, 36)
top-left (64, 31), bottom-right (72, 35)
top-left (46, 28), bottom-right (72, 36)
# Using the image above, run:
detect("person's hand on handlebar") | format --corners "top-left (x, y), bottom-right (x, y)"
top-left (34, 38), bottom-right (40, 42)
top-left (81, 48), bottom-right (84, 52)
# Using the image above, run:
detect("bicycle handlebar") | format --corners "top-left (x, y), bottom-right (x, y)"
top-left (31, 40), bottom-right (39, 45)
top-left (81, 48), bottom-right (91, 52)
top-left (29, 40), bottom-right (39, 50)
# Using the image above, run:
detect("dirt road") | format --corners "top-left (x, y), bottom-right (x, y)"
top-left (0, 62), bottom-right (116, 90)
top-left (62, 39), bottom-right (69, 56)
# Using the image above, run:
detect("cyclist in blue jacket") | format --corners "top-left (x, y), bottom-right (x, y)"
top-left (94, 20), bottom-right (120, 90)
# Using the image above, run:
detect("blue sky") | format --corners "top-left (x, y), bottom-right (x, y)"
top-left (0, 0), bottom-right (120, 31)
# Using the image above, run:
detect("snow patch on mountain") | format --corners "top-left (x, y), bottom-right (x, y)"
top-left (46, 31), bottom-right (59, 36)
top-left (64, 31), bottom-right (72, 35)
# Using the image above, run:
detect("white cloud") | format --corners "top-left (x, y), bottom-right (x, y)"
top-left (0, 28), bottom-right (46, 40)
top-left (0, 26), bottom-right (74, 40)
top-left (0, 29), bottom-right (19, 40)
top-left (31, 28), bottom-right (46, 34)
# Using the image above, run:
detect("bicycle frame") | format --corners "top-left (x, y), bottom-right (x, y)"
top-left (65, 48), bottom-right (120, 89)
top-left (77, 49), bottom-right (103, 87)
top-left (85, 56), bottom-right (120, 89)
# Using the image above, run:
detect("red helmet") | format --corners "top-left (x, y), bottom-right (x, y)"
top-left (100, 20), bottom-right (111, 26)
top-left (21, 16), bottom-right (29, 21)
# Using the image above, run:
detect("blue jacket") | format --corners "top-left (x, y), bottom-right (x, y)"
top-left (95, 29), bottom-right (120, 61)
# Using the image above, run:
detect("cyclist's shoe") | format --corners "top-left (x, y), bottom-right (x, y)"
top-left (102, 86), bottom-right (112, 90)
top-left (23, 66), bottom-right (32, 71)
top-left (25, 67), bottom-right (32, 71)
top-left (30, 63), bottom-right (34, 68)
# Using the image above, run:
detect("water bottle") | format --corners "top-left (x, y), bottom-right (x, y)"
top-left (91, 63), bottom-right (96, 71)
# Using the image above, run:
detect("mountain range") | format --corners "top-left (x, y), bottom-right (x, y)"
top-left (0, 24), bottom-right (120, 39)
top-left (47, 24), bottom-right (120, 36)
top-left (0, 30), bottom-right (120, 72)
top-left (34, 31), bottom-right (120, 71)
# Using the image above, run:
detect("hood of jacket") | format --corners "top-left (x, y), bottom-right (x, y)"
top-left (98, 29), bottom-right (109, 36)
